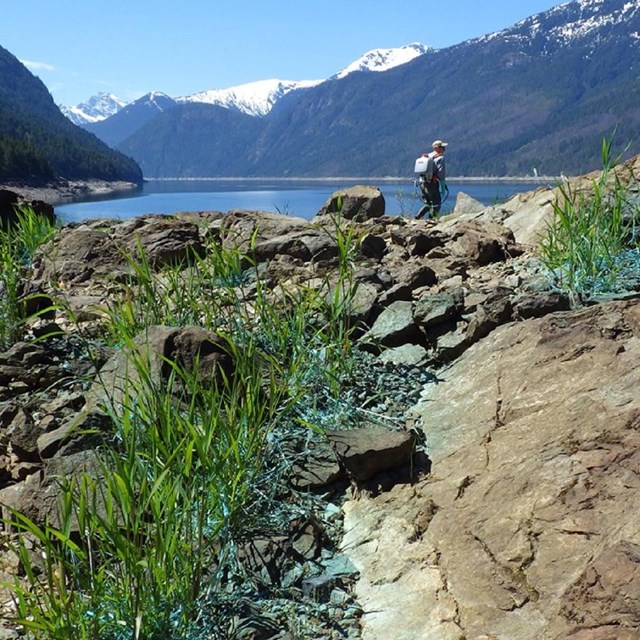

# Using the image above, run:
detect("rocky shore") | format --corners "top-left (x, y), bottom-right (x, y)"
top-left (0, 178), bottom-right (140, 205)
top-left (1, 161), bottom-right (640, 638)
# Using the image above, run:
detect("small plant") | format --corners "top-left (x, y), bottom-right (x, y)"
top-left (0, 206), bottom-right (57, 348)
top-left (393, 188), bottom-right (421, 218)
top-left (539, 136), bottom-right (640, 295)
top-left (274, 201), bottom-right (292, 216)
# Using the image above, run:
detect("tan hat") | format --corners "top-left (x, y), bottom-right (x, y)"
top-left (432, 140), bottom-right (448, 149)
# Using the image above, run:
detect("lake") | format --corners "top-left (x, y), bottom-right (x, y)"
top-left (55, 178), bottom-right (550, 224)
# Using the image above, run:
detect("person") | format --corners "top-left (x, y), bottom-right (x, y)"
top-left (416, 139), bottom-right (448, 218)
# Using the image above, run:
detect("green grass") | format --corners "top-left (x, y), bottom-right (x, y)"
top-left (539, 137), bottom-right (640, 295)
top-left (0, 206), bottom-right (57, 348)
top-left (8, 351), bottom-right (284, 639)
top-left (2, 210), bottom-right (363, 639)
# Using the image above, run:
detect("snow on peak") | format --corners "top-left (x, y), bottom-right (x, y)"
top-left (140, 91), bottom-right (174, 107)
top-left (177, 78), bottom-right (322, 117)
top-left (60, 91), bottom-right (126, 125)
top-left (333, 42), bottom-right (430, 79)
top-left (175, 43), bottom-right (429, 117)
top-left (551, 0), bottom-right (640, 42)
top-left (479, 0), bottom-right (640, 47)
top-left (62, 42), bottom-right (430, 122)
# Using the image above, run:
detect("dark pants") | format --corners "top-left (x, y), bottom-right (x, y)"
top-left (416, 179), bottom-right (441, 218)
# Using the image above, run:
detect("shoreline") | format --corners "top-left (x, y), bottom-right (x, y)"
top-left (0, 179), bottom-right (141, 205)
top-left (145, 175), bottom-right (558, 184)
top-left (2, 175), bottom-right (555, 210)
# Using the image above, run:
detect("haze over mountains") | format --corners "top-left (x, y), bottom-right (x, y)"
top-left (4, 0), bottom-right (640, 184)
top-left (73, 0), bottom-right (640, 179)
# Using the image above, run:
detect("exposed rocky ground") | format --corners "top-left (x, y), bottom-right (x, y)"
top-left (0, 179), bottom-right (140, 207)
top-left (1, 159), bottom-right (640, 639)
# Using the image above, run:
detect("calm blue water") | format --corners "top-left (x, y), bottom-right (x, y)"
top-left (55, 179), bottom-right (547, 224)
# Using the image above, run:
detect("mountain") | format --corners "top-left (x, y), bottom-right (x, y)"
top-left (118, 103), bottom-right (262, 177)
top-left (174, 43), bottom-right (429, 116)
top-left (106, 0), bottom-right (640, 178)
top-left (332, 42), bottom-right (430, 79)
top-left (177, 79), bottom-right (323, 117)
top-left (60, 92), bottom-right (126, 125)
top-left (0, 45), bottom-right (142, 184)
top-left (65, 43), bottom-right (428, 123)
top-left (84, 92), bottom-right (177, 148)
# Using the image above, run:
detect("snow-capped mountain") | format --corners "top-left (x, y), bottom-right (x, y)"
top-left (82, 91), bottom-right (178, 148)
top-left (332, 42), bottom-right (430, 79)
top-left (178, 43), bottom-right (429, 115)
top-left (60, 92), bottom-right (126, 126)
top-left (62, 43), bottom-right (429, 124)
top-left (114, 0), bottom-right (640, 179)
top-left (177, 78), bottom-right (323, 117)
top-left (477, 0), bottom-right (640, 48)
top-left (131, 91), bottom-right (176, 112)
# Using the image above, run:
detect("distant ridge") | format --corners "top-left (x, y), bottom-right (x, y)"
top-left (61, 42), bottom-right (430, 123)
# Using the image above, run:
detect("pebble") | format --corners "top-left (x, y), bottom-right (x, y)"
top-left (330, 588), bottom-right (349, 606)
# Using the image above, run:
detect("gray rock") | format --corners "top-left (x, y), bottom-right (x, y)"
top-left (414, 289), bottom-right (465, 328)
top-left (512, 290), bottom-right (572, 319)
top-left (87, 325), bottom-right (234, 414)
top-left (326, 427), bottom-right (415, 482)
top-left (289, 438), bottom-right (345, 491)
top-left (465, 286), bottom-right (514, 342)
top-left (405, 231), bottom-right (445, 257)
top-left (452, 191), bottom-right (487, 216)
top-left (359, 233), bottom-right (387, 260)
top-left (5, 408), bottom-right (40, 462)
top-left (344, 281), bottom-right (380, 328)
top-left (379, 344), bottom-right (428, 367)
top-left (361, 300), bottom-right (422, 349)
top-left (435, 329), bottom-right (471, 364)
top-left (446, 219), bottom-right (520, 265)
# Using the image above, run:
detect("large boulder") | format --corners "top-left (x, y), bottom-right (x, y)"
top-left (214, 209), bottom-right (309, 253)
top-left (86, 325), bottom-right (234, 414)
top-left (315, 185), bottom-right (385, 222)
top-left (30, 215), bottom-right (203, 290)
top-left (0, 189), bottom-right (55, 228)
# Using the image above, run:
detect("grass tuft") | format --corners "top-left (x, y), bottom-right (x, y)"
top-left (539, 136), bottom-right (640, 295)
top-left (0, 206), bottom-right (57, 348)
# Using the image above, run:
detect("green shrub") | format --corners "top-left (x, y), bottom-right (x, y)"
top-left (539, 137), bottom-right (640, 295)
top-left (6, 324), bottom-right (298, 639)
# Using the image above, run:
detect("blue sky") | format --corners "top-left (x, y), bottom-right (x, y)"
top-left (3, 0), bottom-right (563, 106)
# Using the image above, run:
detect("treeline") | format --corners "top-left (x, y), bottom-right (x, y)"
top-left (0, 132), bottom-right (53, 181)
top-left (0, 45), bottom-right (143, 184)
top-left (0, 111), bottom-right (143, 182)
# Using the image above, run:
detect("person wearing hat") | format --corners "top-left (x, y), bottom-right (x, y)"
top-left (417, 139), bottom-right (448, 218)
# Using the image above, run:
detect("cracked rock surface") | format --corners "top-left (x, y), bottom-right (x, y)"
top-left (341, 300), bottom-right (640, 639)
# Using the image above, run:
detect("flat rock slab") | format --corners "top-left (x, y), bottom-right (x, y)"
top-left (342, 300), bottom-right (640, 639)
